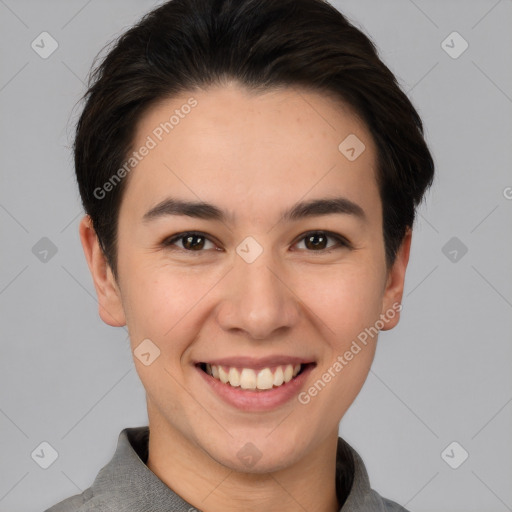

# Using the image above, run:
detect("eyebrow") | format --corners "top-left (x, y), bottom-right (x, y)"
top-left (142, 196), bottom-right (367, 224)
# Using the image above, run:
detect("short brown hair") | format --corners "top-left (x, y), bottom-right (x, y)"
top-left (74, 0), bottom-right (434, 280)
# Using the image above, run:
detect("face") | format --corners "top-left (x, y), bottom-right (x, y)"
top-left (80, 81), bottom-right (410, 473)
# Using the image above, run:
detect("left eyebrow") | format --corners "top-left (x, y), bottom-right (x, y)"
top-left (142, 196), bottom-right (367, 224)
top-left (282, 196), bottom-right (367, 223)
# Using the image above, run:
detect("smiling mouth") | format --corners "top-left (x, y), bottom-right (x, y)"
top-left (197, 362), bottom-right (315, 391)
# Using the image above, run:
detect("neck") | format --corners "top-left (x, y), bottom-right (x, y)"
top-left (145, 408), bottom-right (342, 512)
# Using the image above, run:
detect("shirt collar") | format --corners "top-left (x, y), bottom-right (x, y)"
top-left (87, 426), bottom-right (389, 511)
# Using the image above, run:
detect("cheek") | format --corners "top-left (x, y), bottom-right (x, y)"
top-left (297, 266), bottom-right (383, 418)
top-left (120, 262), bottom-right (222, 349)
top-left (296, 262), bottom-right (384, 339)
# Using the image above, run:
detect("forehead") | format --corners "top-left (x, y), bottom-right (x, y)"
top-left (119, 83), bottom-right (381, 226)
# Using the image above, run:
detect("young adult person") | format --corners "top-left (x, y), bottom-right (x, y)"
top-left (46, 0), bottom-right (434, 510)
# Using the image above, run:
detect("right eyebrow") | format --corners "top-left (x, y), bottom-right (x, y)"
top-left (142, 197), bottom-right (227, 223)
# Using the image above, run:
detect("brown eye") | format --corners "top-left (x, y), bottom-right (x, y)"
top-left (181, 234), bottom-right (206, 250)
top-left (294, 231), bottom-right (350, 252)
top-left (163, 232), bottom-right (217, 252)
top-left (304, 232), bottom-right (329, 250)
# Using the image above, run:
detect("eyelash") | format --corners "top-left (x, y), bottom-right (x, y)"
top-left (161, 230), bottom-right (352, 255)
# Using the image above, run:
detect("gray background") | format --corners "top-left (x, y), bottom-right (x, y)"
top-left (1, 0), bottom-right (511, 511)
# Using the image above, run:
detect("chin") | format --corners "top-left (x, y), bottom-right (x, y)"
top-left (204, 429), bottom-right (308, 474)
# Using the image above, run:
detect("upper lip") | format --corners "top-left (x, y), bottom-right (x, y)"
top-left (196, 355), bottom-right (316, 370)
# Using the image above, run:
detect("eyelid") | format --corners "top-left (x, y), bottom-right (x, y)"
top-left (162, 230), bottom-right (352, 253)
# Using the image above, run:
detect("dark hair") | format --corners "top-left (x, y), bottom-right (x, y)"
top-left (74, 0), bottom-right (434, 281)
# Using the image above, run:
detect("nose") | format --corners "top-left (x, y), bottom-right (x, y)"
top-left (215, 247), bottom-right (301, 340)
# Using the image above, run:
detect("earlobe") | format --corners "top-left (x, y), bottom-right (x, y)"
top-left (78, 215), bottom-right (126, 327)
top-left (380, 227), bottom-right (412, 331)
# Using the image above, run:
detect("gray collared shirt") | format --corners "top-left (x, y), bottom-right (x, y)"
top-left (45, 426), bottom-right (410, 512)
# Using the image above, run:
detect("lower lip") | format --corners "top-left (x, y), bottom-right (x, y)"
top-left (196, 364), bottom-right (315, 412)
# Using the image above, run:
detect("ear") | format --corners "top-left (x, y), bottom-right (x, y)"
top-left (379, 227), bottom-right (412, 331)
top-left (78, 215), bottom-right (126, 327)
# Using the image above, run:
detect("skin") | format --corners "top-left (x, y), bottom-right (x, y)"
top-left (79, 81), bottom-right (411, 512)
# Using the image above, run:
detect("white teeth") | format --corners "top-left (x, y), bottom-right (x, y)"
top-left (240, 368), bottom-right (257, 390)
top-left (228, 367), bottom-right (240, 387)
top-left (256, 368), bottom-right (274, 390)
top-left (283, 364), bottom-right (293, 383)
top-left (205, 363), bottom-right (303, 390)
top-left (272, 366), bottom-right (284, 386)
top-left (218, 365), bottom-right (229, 384)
